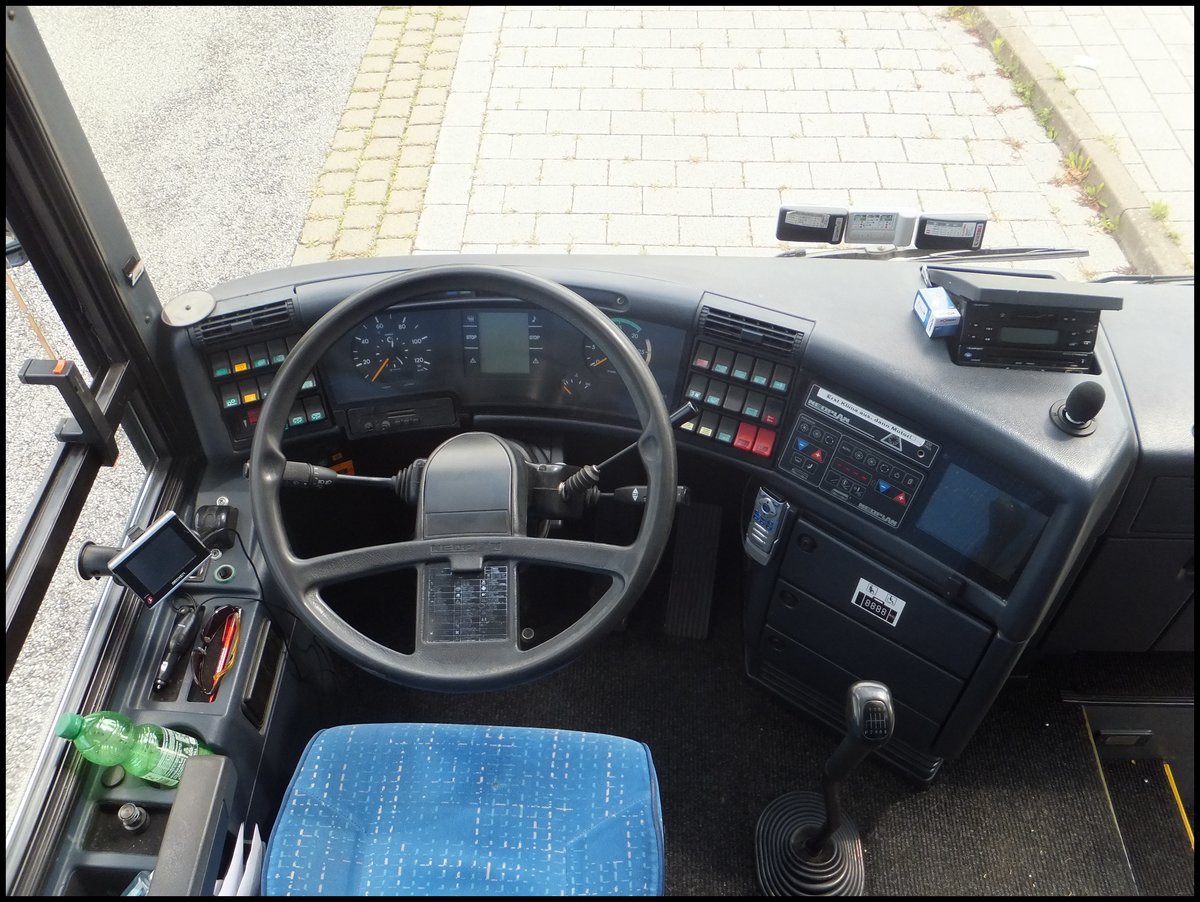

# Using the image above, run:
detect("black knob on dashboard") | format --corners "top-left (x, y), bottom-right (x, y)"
top-left (1051, 381), bottom-right (1104, 436)
top-left (1064, 382), bottom-right (1105, 426)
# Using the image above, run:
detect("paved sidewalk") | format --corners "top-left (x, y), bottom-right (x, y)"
top-left (978, 6), bottom-right (1193, 273)
top-left (294, 5), bottom-right (1163, 281)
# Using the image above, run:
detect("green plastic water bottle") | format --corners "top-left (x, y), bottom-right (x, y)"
top-left (55, 710), bottom-right (212, 787)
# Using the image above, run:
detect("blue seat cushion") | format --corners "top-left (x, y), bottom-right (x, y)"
top-left (263, 723), bottom-right (664, 896)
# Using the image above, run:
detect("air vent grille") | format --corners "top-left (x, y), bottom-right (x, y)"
top-left (699, 306), bottom-right (800, 356)
top-left (193, 299), bottom-right (294, 346)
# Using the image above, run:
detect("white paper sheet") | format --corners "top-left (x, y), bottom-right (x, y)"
top-left (236, 824), bottom-right (265, 896)
top-left (216, 822), bottom-right (245, 896)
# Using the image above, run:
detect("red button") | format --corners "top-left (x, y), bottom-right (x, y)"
top-left (895, 491), bottom-right (907, 505)
top-left (811, 448), bottom-right (824, 463)
top-left (752, 428), bottom-right (776, 458)
top-left (733, 422), bottom-right (757, 451)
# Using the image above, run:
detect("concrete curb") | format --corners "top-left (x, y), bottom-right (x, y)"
top-left (972, 6), bottom-right (1192, 275)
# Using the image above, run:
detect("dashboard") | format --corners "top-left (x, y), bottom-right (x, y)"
top-left (173, 254), bottom-right (1193, 777)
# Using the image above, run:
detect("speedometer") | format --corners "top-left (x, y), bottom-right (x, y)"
top-left (350, 312), bottom-right (433, 385)
top-left (582, 317), bottom-right (651, 374)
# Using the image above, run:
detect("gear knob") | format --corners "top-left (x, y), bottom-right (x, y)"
top-left (846, 680), bottom-right (894, 746)
top-left (824, 681), bottom-right (895, 784)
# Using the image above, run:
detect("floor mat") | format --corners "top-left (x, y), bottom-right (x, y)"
top-left (1100, 757), bottom-right (1194, 896)
top-left (337, 578), bottom-right (1147, 895)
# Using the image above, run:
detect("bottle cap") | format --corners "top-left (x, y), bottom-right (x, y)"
top-left (55, 712), bottom-right (84, 739)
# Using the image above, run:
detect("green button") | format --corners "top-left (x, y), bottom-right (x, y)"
top-left (289, 414), bottom-right (307, 427)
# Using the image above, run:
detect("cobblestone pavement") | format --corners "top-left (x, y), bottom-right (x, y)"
top-left (295, 5), bottom-right (1149, 280)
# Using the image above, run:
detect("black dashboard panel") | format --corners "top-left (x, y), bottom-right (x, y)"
top-left (170, 254), bottom-right (1189, 779)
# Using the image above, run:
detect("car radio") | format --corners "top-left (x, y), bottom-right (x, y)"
top-left (927, 268), bottom-right (1123, 373)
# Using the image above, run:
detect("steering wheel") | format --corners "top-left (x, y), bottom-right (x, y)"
top-left (249, 265), bottom-right (677, 691)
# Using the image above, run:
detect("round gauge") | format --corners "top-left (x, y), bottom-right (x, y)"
top-left (350, 312), bottom-right (433, 385)
top-left (582, 317), bottom-right (651, 375)
top-left (559, 372), bottom-right (594, 400)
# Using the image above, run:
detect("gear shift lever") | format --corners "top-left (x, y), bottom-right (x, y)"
top-left (756, 681), bottom-right (895, 896)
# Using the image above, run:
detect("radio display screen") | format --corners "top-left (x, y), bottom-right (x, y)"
top-left (915, 464), bottom-right (1048, 592)
top-left (999, 326), bottom-right (1059, 346)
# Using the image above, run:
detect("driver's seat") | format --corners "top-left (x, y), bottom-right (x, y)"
top-left (262, 723), bottom-right (664, 896)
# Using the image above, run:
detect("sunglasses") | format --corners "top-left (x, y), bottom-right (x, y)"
top-left (190, 605), bottom-right (241, 700)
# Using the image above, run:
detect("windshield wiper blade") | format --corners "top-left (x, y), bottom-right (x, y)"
top-left (778, 245), bottom-right (1089, 263)
top-left (1089, 273), bottom-right (1194, 285)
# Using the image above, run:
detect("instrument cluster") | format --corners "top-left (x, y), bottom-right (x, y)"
top-left (318, 303), bottom-right (686, 423)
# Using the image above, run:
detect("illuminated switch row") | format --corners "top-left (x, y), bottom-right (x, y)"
top-left (219, 372), bottom-right (315, 409)
top-left (690, 341), bottom-right (794, 393)
top-left (680, 411), bottom-right (777, 458)
top-left (209, 335), bottom-right (297, 379)
top-left (243, 397), bottom-right (326, 430)
top-left (684, 375), bottom-right (786, 426)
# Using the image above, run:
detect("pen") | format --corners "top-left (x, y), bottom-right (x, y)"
top-left (208, 611), bottom-right (239, 702)
top-left (155, 606), bottom-right (199, 691)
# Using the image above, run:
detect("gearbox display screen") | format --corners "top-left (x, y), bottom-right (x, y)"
top-left (478, 311), bottom-right (532, 374)
top-left (916, 464), bottom-right (1048, 589)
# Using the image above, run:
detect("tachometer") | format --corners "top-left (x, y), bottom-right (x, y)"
top-left (350, 312), bottom-right (433, 385)
top-left (582, 317), bottom-right (651, 374)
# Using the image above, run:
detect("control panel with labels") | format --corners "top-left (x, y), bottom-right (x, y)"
top-left (778, 383), bottom-right (939, 529)
top-left (207, 334), bottom-right (329, 448)
top-left (678, 339), bottom-right (793, 461)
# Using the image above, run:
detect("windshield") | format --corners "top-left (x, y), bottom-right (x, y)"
top-left (5, 3), bottom-right (1193, 827)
